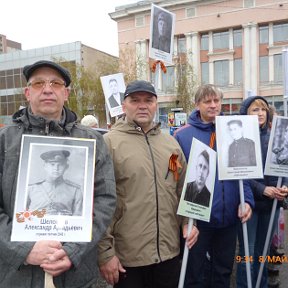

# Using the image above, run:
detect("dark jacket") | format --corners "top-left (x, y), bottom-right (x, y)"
top-left (0, 107), bottom-right (116, 288)
top-left (175, 110), bottom-right (254, 228)
top-left (240, 96), bottom-right (282, 211)
top-left (184, 181), bottom-right (211, 207)
top-left (108, 93), bottom-right (124, 108)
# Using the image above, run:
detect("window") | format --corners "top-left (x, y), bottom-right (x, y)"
top-left (201, 62), bottom-right (209, 84)
top-left (273, 23), bottom-right (288, 43)
top-left (213, 31), bottom-right (229, 50)
top-left (234, 59), bottom-right (242, 85)
top-left (135, 16), bottom-right (144, 27)
top-left (244, 0), bottom-right (255, 8)
top-left (214, 60), bottom-right (229, 86)
top-left (201, 34), bottom-right (208, 50)
top-left (178, 38), bottom-right (186, 54)
top-left (259, 56), bottom-right (269, 83)
top-left (259, 26), bottom-right (269, 44)
top-left (186, 7), bottom-right (196, 18)
top-left (162, 66), bottom-right (175, 93)
top-left (274, 54), bottom-right (282, 83)
top-left (151, 66), bottom-right (175, 93)
top-left (233, 29), bottom-right (242, 47)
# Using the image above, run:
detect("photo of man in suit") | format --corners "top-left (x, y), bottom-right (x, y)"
top-left (227, 119), bottom-right (256, 167)
top-left (184, 149), bottom-right (211, 207)
top-left (151, 9), bottom-right (172, 53)
top-left (108, 78), bottom-right (124, 108)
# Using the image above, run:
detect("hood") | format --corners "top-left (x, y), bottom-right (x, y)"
top-left (239, 96), bottom-right (269, 115)
top-left (239, 96), bottom-right (270, 130)
top-left (187, 109), bottom-right (217, 132)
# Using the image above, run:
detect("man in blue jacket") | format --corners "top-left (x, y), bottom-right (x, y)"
top-left (174, 84), bottom-right (254, 288)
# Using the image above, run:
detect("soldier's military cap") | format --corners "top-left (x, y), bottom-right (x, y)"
top-left (40, 150), bottom-right (70, 162)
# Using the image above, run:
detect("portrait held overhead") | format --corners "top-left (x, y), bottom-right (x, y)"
top-left (27, 149), bottom-right (83, 216)
top-left (184, 149), bottom-right (211, 207)
top-left (152, 10), bottom-right (172, 53)
top-left (227, 119), bottom-right (256, 167)
top-left (0, 60), bottom-right (116, 288)
top-left (97, 79), bottom-right (199, 288)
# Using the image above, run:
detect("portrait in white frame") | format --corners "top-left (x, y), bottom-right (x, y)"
top-left (149, 4), bottom-right (175, 64)
top-left (216, 115), bottom-right (263, 180)
top-left (11, 135), bottom-right (96, 242)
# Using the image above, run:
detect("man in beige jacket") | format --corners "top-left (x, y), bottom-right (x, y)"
top-left (98, 80), bottom-right (198, 288)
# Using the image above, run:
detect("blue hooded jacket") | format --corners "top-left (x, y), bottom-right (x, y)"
top-left (175, 110), bottom-right (254, 228)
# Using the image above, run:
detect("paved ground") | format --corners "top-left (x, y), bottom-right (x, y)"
top-left (95, 210), bottom-right (288, 288)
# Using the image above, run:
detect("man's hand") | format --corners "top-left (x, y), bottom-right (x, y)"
top-left (40, 249), bottom-right (72, 276)
top-left (25, 241), bottom-right (62, 266)
top-left (238, 203), bottom-right (252, 223)
top-left (99, 256), bottom-right (126, 285)
top-left (182, 224), bottom-right (199, 249)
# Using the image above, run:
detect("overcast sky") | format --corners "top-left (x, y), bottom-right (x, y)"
top-left (1, 0), bottom-right (139, 57)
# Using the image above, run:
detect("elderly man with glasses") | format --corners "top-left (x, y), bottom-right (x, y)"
top-left (0, 60), bottom-right (116, 288)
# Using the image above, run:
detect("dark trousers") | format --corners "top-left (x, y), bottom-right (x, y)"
top-left (184, 224), bottom-right (237, 288)
top-left (114, 256), bottom-right (181, 288)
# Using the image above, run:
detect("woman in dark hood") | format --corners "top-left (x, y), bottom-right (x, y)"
top-left (236, 96), bottom-right (288, 288)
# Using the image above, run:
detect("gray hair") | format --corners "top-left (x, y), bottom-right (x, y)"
top-left (195, 84), bottom-right (223, 104)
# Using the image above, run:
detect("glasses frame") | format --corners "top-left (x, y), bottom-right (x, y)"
top-left (27, 79), bottom-right (66, 90)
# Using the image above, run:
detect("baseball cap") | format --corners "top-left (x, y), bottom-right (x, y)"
top-left (124, 80), bottom-right (157, 98)
top-left (23, 60), bottom-right (71, 87)
top-left (40, 150), bottom-right (70, 162)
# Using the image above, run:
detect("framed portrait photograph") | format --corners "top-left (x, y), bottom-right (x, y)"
top-left (216, 115), bottom-right (263, 180)
top-left (177, 138), bottom-right (216, 222)
top-left (100, 72), bottom-right (125, 117)
top-left (265, 116), bottom-right (288, 177)
top-left (11, 135), bottom-right (96, 242)
top-left (149, 4), bottom-right (175, 64)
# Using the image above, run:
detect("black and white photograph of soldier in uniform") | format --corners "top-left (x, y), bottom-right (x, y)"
top-left (26, 149), bottom-right (83, 216)
top-left (227, 119), bottom-right (256, 167)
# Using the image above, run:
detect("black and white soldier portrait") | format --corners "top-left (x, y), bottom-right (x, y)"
top-left (26, 150), bottom-right (83, 216)
top-left (227, 119), bottom-right (256, 167)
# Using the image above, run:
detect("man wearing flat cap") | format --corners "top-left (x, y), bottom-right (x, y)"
top-left (227, 119), bottom-right (256, 167)
top-left (98, 80), bottom-right (199, 287)
top-left (0, 60), bottom-right (116, 287)
top-left (27, 150), bottom-right (83, 216)
top-left (184, 150), bottom-right (211, 207)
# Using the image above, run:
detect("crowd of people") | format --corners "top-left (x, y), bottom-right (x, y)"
top-left (0, 60), bottom-right (287, 288)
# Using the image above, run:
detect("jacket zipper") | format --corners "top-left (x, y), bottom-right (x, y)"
top-left (143, 130), bottom-right (162, 263)
top-left (45, 123), bottom-right (49, 135)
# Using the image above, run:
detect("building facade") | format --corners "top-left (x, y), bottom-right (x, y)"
top-left (0, 41), bottom-right (118, 124)
top-left (110, 0), bottom-right (288, 121)
top-left (0, 34), bottom-right (21, 54)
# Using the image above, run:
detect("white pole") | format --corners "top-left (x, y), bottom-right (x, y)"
top-left (239, 179), bottom-right (252, 288)
top-left (178, 218), bottom-right (193, 288)
top-left (282, 48), bottom-right (288, 117)
top-left (255, 177), bottom-right (282, 288)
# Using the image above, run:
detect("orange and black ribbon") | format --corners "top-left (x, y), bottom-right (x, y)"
top-left (151, 60), bottom-right (167, 74)
top-left (209, 131), bottom-right (216, 149)
top-left (165, 153), bottom-right (182, 181)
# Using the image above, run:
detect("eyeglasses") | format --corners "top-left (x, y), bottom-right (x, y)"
top-left (28, 79), bottom-right (66, 90)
